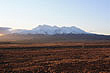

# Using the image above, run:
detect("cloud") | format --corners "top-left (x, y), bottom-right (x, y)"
top-left (0, 27), bottom-right (11, 34)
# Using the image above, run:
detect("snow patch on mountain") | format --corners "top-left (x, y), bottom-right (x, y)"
top-left (12, 25), bottom-right (88, 34)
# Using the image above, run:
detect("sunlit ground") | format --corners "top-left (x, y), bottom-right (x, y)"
top-left (0, 34), bottom-right (4, 36)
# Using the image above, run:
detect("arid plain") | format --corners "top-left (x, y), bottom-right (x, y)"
top-left (0, 42), bottom-right (110, 73)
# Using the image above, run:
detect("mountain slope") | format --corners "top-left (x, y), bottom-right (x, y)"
top-left (0, 34), bottom-right (110, 44)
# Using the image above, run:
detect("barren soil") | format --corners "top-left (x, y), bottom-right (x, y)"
top-left (0, 43), bottom-right (110, 73)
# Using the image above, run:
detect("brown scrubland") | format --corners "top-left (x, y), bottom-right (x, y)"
top-left (0, 42), bottom-right (110, 73)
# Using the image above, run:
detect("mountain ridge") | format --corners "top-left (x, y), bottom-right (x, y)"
top-left (12, 24), bottom-right (88, 35)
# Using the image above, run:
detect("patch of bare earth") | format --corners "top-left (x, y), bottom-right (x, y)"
top-left (0, 47), bottom-right (110, 73)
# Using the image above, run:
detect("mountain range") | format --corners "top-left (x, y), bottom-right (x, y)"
top-left (11, 25), bottom-right (88, 35)
top-left (0, 25), bottom-right (110, 44)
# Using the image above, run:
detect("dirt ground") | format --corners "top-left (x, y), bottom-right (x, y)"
top-left (0, 44), bottom-right (110, 73)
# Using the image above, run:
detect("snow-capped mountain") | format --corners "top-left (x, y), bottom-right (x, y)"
top-left (12, 25), bottom-right (88, 34)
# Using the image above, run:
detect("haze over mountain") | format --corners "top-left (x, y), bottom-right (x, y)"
top-left (0, 27), bottom-right (11, 34)
top-left (6, 25), bottom-right (88, 35)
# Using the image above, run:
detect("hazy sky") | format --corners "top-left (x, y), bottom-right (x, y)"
top-left (0, 0), bottom-right (110, 35)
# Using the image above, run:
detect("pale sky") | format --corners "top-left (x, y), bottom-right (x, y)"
top-left (0, 0), bottom-right (110, 35)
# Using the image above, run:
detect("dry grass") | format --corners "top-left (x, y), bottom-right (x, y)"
top-left (0, 43), bottom-right (110, 73)
top-left (0, 42), bottom-right (110, 48)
